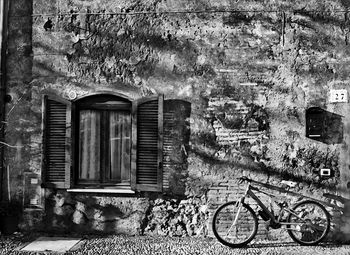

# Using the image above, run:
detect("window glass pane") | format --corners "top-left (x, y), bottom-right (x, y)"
top-left (79, 110), bottom-right (101, 181)
top-left (109, 111), bottom-right (131, 183)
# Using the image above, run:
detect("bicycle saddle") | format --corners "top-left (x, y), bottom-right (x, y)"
top-left (281, 180), bottom-right (297, 188)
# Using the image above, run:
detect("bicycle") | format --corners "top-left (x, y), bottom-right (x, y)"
top-left (212, 176), bottom-right (331, 248)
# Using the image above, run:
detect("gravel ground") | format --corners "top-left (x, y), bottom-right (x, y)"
top-left (1, 233), bottom-right (350, 255)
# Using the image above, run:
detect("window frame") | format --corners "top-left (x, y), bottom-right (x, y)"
top-left (73, 95), bottom-right (132, 188)
top-left (42, 92), bottom-right (164, 192)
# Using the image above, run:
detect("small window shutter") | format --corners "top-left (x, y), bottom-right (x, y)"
top-left (42, 95), bottom-right (72, 189)
top-left (132, 95), bottom-right (163, 192)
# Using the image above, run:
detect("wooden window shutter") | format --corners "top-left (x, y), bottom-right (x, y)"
top-left (42, 95), bottom-right (72, 189)
top-left (131, 95), bottom-right (163, 192)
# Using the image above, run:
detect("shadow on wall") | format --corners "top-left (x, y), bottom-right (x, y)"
top-left (306, 107), bottom-right (343, 145)
top-left (164, 99), bottom-right (191, 196)
top-left (43, 191), bottom-right (148, 235)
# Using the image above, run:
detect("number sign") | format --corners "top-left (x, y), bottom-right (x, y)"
top-left (330, 89), bottom-right (348, 103)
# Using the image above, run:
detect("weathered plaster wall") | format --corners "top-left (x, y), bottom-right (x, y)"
top-left (4, 0), bottom-right (350, 240)
top-left (4, 0), bottom-right (33, 206)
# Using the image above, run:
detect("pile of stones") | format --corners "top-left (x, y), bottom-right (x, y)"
top-left (143, 197), bottom-right (209, 237)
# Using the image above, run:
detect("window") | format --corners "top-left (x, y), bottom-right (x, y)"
top-left (76, 96), bottom-right (132, 186)
top-left (305, 107), bottom-right (343, 144)
top-left (42, 93), bottom-right (164, 192)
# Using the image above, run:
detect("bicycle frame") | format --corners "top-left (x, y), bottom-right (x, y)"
top-left (213, 179), bottom-right (331, 247)
top-left (240, 182), bottom-right (308, 229)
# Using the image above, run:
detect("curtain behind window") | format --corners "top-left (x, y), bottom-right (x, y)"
top-left (109, 111), bottom-right (131, 183)
top-left (79, 110), bottom-right (131, 184)
top-left (79, 110), bottom-right (101, 181)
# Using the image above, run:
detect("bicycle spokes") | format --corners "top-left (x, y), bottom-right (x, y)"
top-left (213, 202), bottom-right (258, 247)
top-left (287, 201), bottom-right (330, 245)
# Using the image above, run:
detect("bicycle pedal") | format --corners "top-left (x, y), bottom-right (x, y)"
top-left (269, 221), bottom-right (282, 229)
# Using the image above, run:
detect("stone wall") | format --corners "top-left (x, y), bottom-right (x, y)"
top-left (44, 191), bottom-right (150, 234)
top-left (3, 0), bottom-right (350, 242)
top-left (143, 197), bottom-right (209, 237)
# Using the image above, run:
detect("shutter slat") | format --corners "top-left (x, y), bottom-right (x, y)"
top-left (136, 96), bottom-right (163, 191)
top-left (43, 96), bottom-right (72, 189)
top-left (136, 99), bottom-right (157, 185)
top-left (46, 99), bottom-right (66, 184)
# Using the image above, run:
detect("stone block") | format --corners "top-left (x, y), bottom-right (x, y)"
top-left (72, 210), bottom-right (87, 225)
top-left (209, 186), bottom-right (228, 190)
top-left (217, 190), bottom-right (235, 195)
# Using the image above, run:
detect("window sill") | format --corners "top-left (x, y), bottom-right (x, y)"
top-left (67, 188), bottom-right (135, 194)
top-left (24, 207), bottom-right (44, 212)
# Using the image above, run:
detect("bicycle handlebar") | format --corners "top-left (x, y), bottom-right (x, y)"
top-left (237, 176), bottom-right (252, 184)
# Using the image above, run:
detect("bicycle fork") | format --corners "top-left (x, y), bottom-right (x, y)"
top-left (226, 198), bottom-right (244, 237)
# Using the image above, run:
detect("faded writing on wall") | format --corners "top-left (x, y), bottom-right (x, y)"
top-left (213, 120), bottom-right (266, 145)
top-left (208, 95), bottom-right (268, 146)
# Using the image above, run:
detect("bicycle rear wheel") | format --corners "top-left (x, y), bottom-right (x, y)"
top-left (286, 200), bottom-right (330, 245)
top-left (212, 201), bottom-right (258, 248)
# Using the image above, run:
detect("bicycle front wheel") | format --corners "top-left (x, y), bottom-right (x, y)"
top-left (212, 201), bottom-right (258, 248)
top-left (287, 200), bottom-right (330, 245)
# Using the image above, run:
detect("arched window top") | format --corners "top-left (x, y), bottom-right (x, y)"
top-left (306, 106), bottom-right (324, 114)
top-left (76, 94), bottom-right (132, 110)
